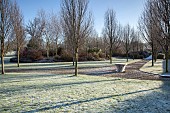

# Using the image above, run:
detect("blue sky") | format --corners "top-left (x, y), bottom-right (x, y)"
top-left (14, 0), bottom-right (146, 36)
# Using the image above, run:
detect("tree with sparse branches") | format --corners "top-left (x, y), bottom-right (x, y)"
top-left (138, 0), bottom-right (158, 66)
top-left (26, 10), bottom-right (45, 50)
top-left (104, 9), bottom-right (118, 64)
top-left (61, 0), bottom-right (93, 76)
top-left (0, 0), bottom-right (13, 74)
top-left (11, 1), bottom-right (25, 67)
top-left (152, 0), bottom-right (170, 73)
top-left (123, 24), bottom-right (133, 62)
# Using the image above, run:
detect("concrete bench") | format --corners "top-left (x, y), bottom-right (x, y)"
top-left (115, 63), bottom-right (127, 72)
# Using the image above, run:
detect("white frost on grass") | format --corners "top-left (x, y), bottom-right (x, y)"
top-left (0, 74), bottom-right (169, 113)
top-left (0, 57), bottom-right (139, 71)
top-left (140, 59), bottom-right (170, 76)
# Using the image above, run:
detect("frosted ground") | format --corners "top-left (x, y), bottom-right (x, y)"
top-left (141, 59), bottom-right (170, 76)
top-left (0, 58), bottom-right (170, 112)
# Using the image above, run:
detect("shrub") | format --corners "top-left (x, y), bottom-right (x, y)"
top-left (20, 48), bottom-right (43, 61)
top-left (60, 50), bottom-right (73, 61)
top-left (130, 52), bottom-right (142, 59)
top-left (41, 49), bottom-right (47, 57)
top-left (27, 49), bottom-right (43, 61)
top-left (88, 48), bottom-right (101, 53)
top-left (99, 52), bottom-right (105, 58)
top-left (49, 49), bottom-right (56, 56)
top-left (57, 47), bottom-right (64, 56)
top-left (87, 53), bottom-right (95, 61)
top-left (157, 53), bottom-right (165, 59)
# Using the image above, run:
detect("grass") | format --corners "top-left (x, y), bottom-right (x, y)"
top-left (140, 59), bottom-right (170, 75)
top-left (1, 74), bottom-right (169, 112)
top-left (1, 57), bottom-right (139, 71)
top-left (1, 58), bottom-right (170, 112)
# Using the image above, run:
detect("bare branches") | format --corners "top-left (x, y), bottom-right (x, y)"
top-left (61, 0), bottom-right (93, 76)
top-left (0, 0), bottom-right (13, 74)
top-left (104, 9), bottom-right (119, 64)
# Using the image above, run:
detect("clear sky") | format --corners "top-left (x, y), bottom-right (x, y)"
top-left (13, 0), bottom-right (146, 36)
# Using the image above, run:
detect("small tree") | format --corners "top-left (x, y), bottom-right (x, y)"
top-left (123, 24), bottom-right (133, 62)
top-left (104, 9), bottom-right (118, 64)
top-left (11, 1), bottom-right (25, 67)
top-left (61, 0), bottom-right (93, 76)
top-left (26, 10), bottom-right (45, 50)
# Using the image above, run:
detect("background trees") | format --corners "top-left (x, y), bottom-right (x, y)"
top-left (44, 12), bottom-right (61, 58)
top-left (26, 10), bottom-right (45, 50)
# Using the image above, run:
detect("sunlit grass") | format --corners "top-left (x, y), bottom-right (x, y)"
top-left (0, 73), bottom-right (165, 112)
top-left (2, 58), bottom-right (168, 112)
top-left (140, 59), bottom-right (170, 75)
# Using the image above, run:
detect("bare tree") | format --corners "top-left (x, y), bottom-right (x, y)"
top-left (26, 10), bottom-right (45, 50)
top-left (44, 12), bottom-right (61, 58)
top-left (152, 0), bottom-right (170, 73)
top-left (138, 0), bottom-right (158, 66)
top-left (50, 13), bottom-right (61, 57)
top-left (104, 9), bottom-right (118, 64)
top-left (61, 0), bottom-right (93, 76)
top-left (11, 1), bottom-right (25, 67)
top-left (131, 29), bottom-right (137, 60)
top-left (0, 0), bottom-right (13, 74)
top-left (123, 24), bottom-right (133, 62)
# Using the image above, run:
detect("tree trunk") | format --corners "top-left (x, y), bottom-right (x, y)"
top-left (47, 48), bottom-right (49, 59)
top-left (55, 45), bottom-right (58, 57)
top-left (151, 44), bottom-right (154, 66)
top-left (165, 51), bottom-right (168, 73)
top-left (72, 48), bottom-right (75, 66)
top-left (110, 46), bottom-right (112, 64)
top-left (126, 51), bottom-right (129, 62)
top-left (75, 47), bottom-right (78, 76)
top-left (17, 48), bottom-right (20, 67)
top-left (1, 39), bottom-right (5, 74)
top-left (133, 46), bottom-right (135, 60)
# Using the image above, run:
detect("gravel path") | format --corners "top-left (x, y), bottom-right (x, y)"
top-left (103, 60), bottom-right (163, 80)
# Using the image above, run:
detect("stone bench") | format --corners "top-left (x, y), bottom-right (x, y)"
top-left (115, 63), bottom-right (127, 72)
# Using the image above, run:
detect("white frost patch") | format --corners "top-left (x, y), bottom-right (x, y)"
top-left (145, 55), bottom-right (152, 60)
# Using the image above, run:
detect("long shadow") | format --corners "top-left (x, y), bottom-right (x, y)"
top-left (24, 87), bottom-right (160, 113)
top-left (4, 62), bottom-right (72, 68)
top-left (0, 74), bottom-right (71, 83)
top-left (4, 64), bottom-right (113, 73)
top-left (82, 70), bottom-right (117, 76)
top-left (109, 80), bottom-right (170, 113)
top-left (0, 78), bottom-right (121, 95)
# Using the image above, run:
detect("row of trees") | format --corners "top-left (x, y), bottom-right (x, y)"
top-left (139, 0), bottom-right (170, 73)
top-left (103, 9), bottom-right (143, 63)
top-left (1, 0), bottom-right (144, 75)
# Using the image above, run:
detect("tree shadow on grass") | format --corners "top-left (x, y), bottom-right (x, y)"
top-left (24, 87), bottom-right (160, 113)
top-left (0, 78), bottom-right (121, 96)
top-left (82, 70), bottom-right (117, 76)
top-left (0, 74), bottom-right (74, 84)
top-left (109, 80), bottom-right (170, 113)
